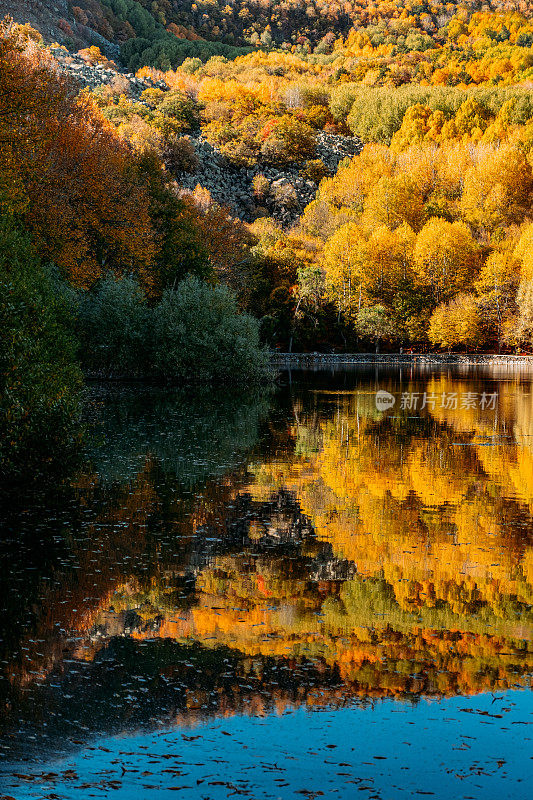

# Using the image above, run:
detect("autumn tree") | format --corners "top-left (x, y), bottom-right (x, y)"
top-left (135, 152), bottom-right (210, 296)
top-left (414, 218), bottom-right (480, 304)
top-left (461, 144), bottom-right (533, 233)
top-left (1, 22), bottom-right (157, 288)
top-left (322, 222), bottom-right (367, 322)
top-left (184, 186), bottom-right (254, 299)
top-left (474, 252), bottom-right (519, 347)
top-left (513, 280), bottom-right (533, 349)
top-left (429, 293), bottom-right (484, 350)
top-left (356, 305), bottom-right (395, 352)
top-left (514, 223), bottom-right (533, 280)
top-left (363, 174), bottom-right (425, 231)
top-left (260, 115), bottom-right (316, 166)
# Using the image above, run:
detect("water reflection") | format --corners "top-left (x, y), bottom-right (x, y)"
top-left (0, 369), bottom-right (532, 793)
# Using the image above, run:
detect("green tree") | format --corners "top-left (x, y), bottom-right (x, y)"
top-left (356, 304), bottom-right (395, 352)
top-left (137, 152), bottom-right (210, 296)
top-left (76, 274), bottom-right (149, 375)
top-left (0, 217), bottom-right (82, 481)
top-left (152, 90), bottom-right (201, 135)
top-left (152, 276), bottom-right (271, 385)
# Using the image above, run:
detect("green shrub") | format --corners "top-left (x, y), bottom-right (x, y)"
top-left (152, 277), bottom-right (271, 385)
top-left (301, 158), bottom-right (330, 183)
top-left (77, 274), bottom-right (149, 375)
top-left (76, 274), bottom-right (271, 385)
top-left (154, 90), bottom-right (201, 134)
top-left (345, 85), bottom-right (533, 144)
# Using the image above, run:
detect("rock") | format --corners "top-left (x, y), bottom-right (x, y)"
top-left (50, 46), bottom-right (363, 227)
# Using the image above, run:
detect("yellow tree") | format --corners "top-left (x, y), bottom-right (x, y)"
top-left (510, 227), bottom-right (533, 348)
top-left (321, 222), bottom-right (368, 322)
top-left (461, 143), bottom-right (533, 233)
top-left (442, 98), bottom-right (490, 141)
top-left (429, 293), bottom-right (484, 350)
top-left (474, 251), bottom-right (520, 346)
top-left (363, 173), bottom-right (425, 232)
top-left (514, 223), bottom-right (533, 280)
top-left (414, 218), bottom-right (480, 303)
top-left (363, 223), bottom-right (416, 302)
top-left (390, 104), bottom-right (432, 151)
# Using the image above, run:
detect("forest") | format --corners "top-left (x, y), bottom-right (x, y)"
top-left (3, 7), bottom-right (533, 794)
top-left (60, 4), bottom-right (533, 354)
top-left (0, 20), bottom-right (270, 479)
top-left (3, 3), bottom-right (533, 477)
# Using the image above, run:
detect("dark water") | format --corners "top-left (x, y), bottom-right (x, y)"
top-left (1, 367), bottom-right (532, 799)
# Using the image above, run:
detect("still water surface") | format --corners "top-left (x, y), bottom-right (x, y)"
top-left (1, 367), bottom-right (532, 798)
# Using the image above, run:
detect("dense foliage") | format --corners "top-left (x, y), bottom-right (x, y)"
top-left (0, 22), bottom-right (271, 476)
top-left (0, 218), bottom-right (82, 481)
top-left (76, 274), bottom-right (270, 382)
top-left (6, 379), bottom-right (533, 702)
top-left (67, 2), bottom-right (533, 351)
top-left (66, 0), bottom-right (533, 72)
top-left (308, 115), bottom-right (533, 349)
top-left (0, 21), bottom-right (269, 353)
top-left (4, 0), bottom-right (533, 399)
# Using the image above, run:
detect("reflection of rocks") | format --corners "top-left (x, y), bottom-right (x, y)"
top-left (309, 556), bottom-right (357, 582)
top-left (191, 489), bottom-right (352, 583)
top-left (91, 609), bottom-right (151, 639)
top-left (246, 489), bottom-right (315, 544)
top-left (81, 489), bottom-right (357, 647)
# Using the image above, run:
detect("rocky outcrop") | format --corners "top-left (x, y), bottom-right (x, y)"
top-left (0, 0), bottom-right (70, 40)
top-left (0, 0), bottom-right (117, 52)
top-left (177, 130), bottom-right (362, 226)
top-left (48, 45), bottom-right (363, 226)
top-left (270, 352), bottom-right (533, 366)
top-left (50, 46), bottom-right (166, 95)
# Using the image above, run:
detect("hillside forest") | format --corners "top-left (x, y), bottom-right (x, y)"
top-left (3, 3), bottom-right (533, 475)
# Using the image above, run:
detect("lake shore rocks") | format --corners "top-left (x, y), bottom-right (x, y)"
top-left (270, 352), bottom-right (533, 366)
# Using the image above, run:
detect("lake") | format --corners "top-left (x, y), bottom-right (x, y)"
top-left (1, 366), bottom-right (532, 799)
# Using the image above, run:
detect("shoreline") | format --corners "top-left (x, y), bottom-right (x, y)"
top-left (84, 353), bottom-right (533, 383)
top-left (271, 352), bottom-right (533, 367)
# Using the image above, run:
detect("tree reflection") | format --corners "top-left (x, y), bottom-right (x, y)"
top-left (1, 373), bottom-right (533, 761)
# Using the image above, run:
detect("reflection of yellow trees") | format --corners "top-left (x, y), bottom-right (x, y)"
top-left (508, 449), bottom-right (533, 511)
top-left (407, 441), bottom-right (475, 505)
top-left (246, 377), bottom-right (533, 619)
top-left (424, 377), bottom-right (496, 435)
top-left (8, 464), bottom-right (243, 689)
top-left (101, 577), bottom-right (532, 699)
top-left (13, 377), bottom-right (533, 706)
